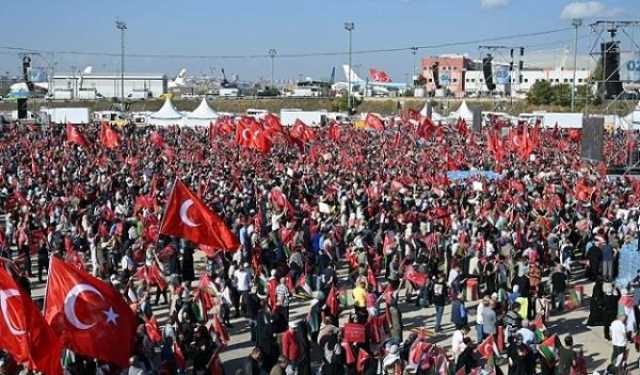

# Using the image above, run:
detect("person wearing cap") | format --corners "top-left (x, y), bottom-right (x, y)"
top-left (281, 321), bottom-right (300, 370)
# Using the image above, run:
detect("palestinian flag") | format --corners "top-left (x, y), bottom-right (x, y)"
top-left (538, 335), bottom-right (557, 362)
top-left (533, 316), bottom-right (546, 342)
top-left (565, 288), bottom-right (579, 311)
top-left (296, 273), bottom-right (313, 297)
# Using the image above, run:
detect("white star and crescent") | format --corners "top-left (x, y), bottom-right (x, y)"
top-left (0, 289), bottom-right (25, 336)
top-left (64, 283), bottom-right (118, 329)
top-left (179, 199), bottom-right (200, 227)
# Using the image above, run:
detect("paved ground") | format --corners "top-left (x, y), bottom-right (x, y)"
top-left (24, 255), bottom-right (632, 374)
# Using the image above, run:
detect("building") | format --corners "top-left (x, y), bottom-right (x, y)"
top-left (421, 54), bottom-right (592, 98)
top-left (421, 55), bottom-right (472, 98)
top-left (52, 73), bottom-right (167, 99)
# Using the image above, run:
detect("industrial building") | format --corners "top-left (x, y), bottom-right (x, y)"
top-left (51, 73), bottom-right (167, 99)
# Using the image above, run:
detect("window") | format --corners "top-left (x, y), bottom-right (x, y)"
top-left (578, 78), bottom-right (583, 83)
top-left (524, 78), bottom-right (529, 83)
top-left (555, 79), bottom-right (560, 83)
top-left (453, 78), bottom-right (457, 83)
top-left (480, 79), bottom-right (484, 82)
top-left (428, 78), bottom-right (433, 82)
top-left (563, 79), bottom-right (568, 83)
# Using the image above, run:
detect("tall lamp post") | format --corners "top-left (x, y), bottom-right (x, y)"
top-left (411, 47), bottom-right (418, 88)
top-left (268, 49), bottom-right (277, 89)
top-left (115, 19), bottom-right (127, 112)
top-left (571, 18), bottom-right (582, 112)
top-left (344, 22), bottom-right (355, 114)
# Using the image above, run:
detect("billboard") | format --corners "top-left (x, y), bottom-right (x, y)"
top-left (622, 53), bottom-right (640, 83)
top-left (494, 66), bottom-right (511, 85)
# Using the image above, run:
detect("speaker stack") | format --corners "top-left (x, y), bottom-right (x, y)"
top-left (482, 54), bottom-right (496, 91)
top-left (601, 41), bottom-right (623, 99)
top-left (17, 98), bottom-right (28, 120)
top-left (431, 62), bottom-right (441, 89)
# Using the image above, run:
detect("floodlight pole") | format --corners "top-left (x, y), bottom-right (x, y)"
top-left (344, 22), bottom-right (355, 114)
top-left (116, 19), bottom-right (127, 112)
top-left (571, 19), bottom-right (582, 112)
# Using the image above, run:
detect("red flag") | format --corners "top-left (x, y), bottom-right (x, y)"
top-left (235, 117), bottom-right (256, 147)
top-left (263, 113), bottom-right (284, 134)
top-left (368, 69), bottom-right (391, 82)
top-left (367, 267), bottom-right (378, 291)
top-left (416, 117), bottom-right (435, 139)
top-left (144, 317), bottom-right (162, 344)
top-left (326, 286), bottom-right (339, 317)
top-left (65, 123), bottom-right (89, 148)
top-left (99, 122), bottom-right (120, 149)
top-left (290, 119), bottom-right (316, 144)
top-left (44, 257), bottom-right (136, 369)
top-left (251, 126), bottom-right (273, 153)
top-left (356, 349), bottom-right (370, 373)
top-left (269, 188), bottom-right (296, 217)
top-left (477, 335), bottom-right (495, 359)
top-left (150, 131), bottom-right (165, 148)
top-left (365, 113), bottom-right (385, 131)
top-left (159, 179), bottom-right (239, 250)
top-left (212, 316), bottom-right (230, 344)
top-left (0, 267), bottom-right (62, 375)
top-left (328, 122), bottom-right (342, 142)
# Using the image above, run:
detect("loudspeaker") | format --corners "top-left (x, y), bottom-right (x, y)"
top-left (601, 41), bottom-right (623, 99)
top-left (472, 108), bottom-right (482, 133)
top-left (426, 102), bottom-right (433, 119)
top-left (482, 55), bottom-right (496, 91)
top-left (581, 117), bottom-right (604, 162)
top-left (431, 62), bottom-right (440, 89)
top-left (17, 98), bottom-right (27, 119)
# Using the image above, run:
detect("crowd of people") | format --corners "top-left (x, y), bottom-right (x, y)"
top-left (0, 111), bottom-right (638, 375)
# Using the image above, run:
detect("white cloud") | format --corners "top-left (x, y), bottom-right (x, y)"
top-left (480, 0), bottom-right (509, 8)
top-left (560, 1), bottom-right (606, 19)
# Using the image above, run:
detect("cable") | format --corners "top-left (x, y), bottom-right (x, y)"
top-left (0, 27), bottom-right (573, 60)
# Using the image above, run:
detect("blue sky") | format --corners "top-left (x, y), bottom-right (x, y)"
top-left (1, 0), bottom-right (637, 82)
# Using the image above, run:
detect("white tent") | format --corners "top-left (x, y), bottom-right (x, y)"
top-left (148, 97), bottom-right (183, 126)
top-left (624, 101), bottom-right (640, 129)
top-left (450, 100), bottom-right (473, 121)
top-left (185, 98), bottom-right (218, 127)
top-left (419, 102), bottom-right (444, 122)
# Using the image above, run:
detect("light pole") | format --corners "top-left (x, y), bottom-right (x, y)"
top-left (411, 47), bottom-right (418, 88)
top-left (571, 18), bottom-right (582, 112)
top-left (115, 19), bottom-right (127, 112)
top-left (268, 49), bottom-right (277, 89)
top-left (344, 22), bottom-right (355, 113)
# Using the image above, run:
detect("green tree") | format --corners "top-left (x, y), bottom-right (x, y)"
top-left (527, 80), bottom-right (554, 105)
top-left (551, 84), bottom-right (572, 107)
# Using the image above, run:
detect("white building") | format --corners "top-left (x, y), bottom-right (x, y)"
top-left (463, 68), bottom-right (591, 97)
top-left (52, 73), bottom-right (167, 99)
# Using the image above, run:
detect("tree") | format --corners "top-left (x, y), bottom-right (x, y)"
top-left (551, 84), bottom-right (572, 107)
top-left (527, 80), bottom-right (554, 105)
top-left (332, 95), bottom-right (362, 112)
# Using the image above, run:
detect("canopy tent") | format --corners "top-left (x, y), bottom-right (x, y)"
top-left (147, 97), bottom-right (183, 127)
top-left (450, 100), bottom-right (473, 121)
top-left (418, 102), bottom-right (444, 122)
top-left (623, 101), bottom-right (640, 129)
top-left (185, 98), bottom-right (218, 127)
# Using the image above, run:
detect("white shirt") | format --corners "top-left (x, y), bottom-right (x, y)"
top-left (234, 269), bottom-right (251, 292)
top-left (611, 320), bottom-right (627, 347)
top-left (476, 302), bottom-right (485, 324)
top-left (451, 330), bottom-right (466, 358)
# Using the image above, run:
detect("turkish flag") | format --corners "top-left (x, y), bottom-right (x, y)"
top-left (0, 267), bottom-right (62, 375)
top-left (235, 117), bottom-right (255, 147)
top-left (291, 119), bottom-right (315, 143)
top-left (65, 123), bottom-right (89, 148)
top-left (159, 179), bottom-right (239, 250)
top-left (44, 257), bottom-right (136, 369)
top-left (356, 349), bottom-right (370, 373)
top-left (251, 123), bottom-right (272, 154)
top-left (477, 335), bottom-right (495, 359)
top-left (99, 121), bottom-right (120, 149)
top-left (150, 131), bottom-right (165, 148)
top-left (365, 113), bottom-right (385, 131)
top-left (263, 113), bottom-right (284, 134)
top-left (328, 122), bottom-right (342, 142)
